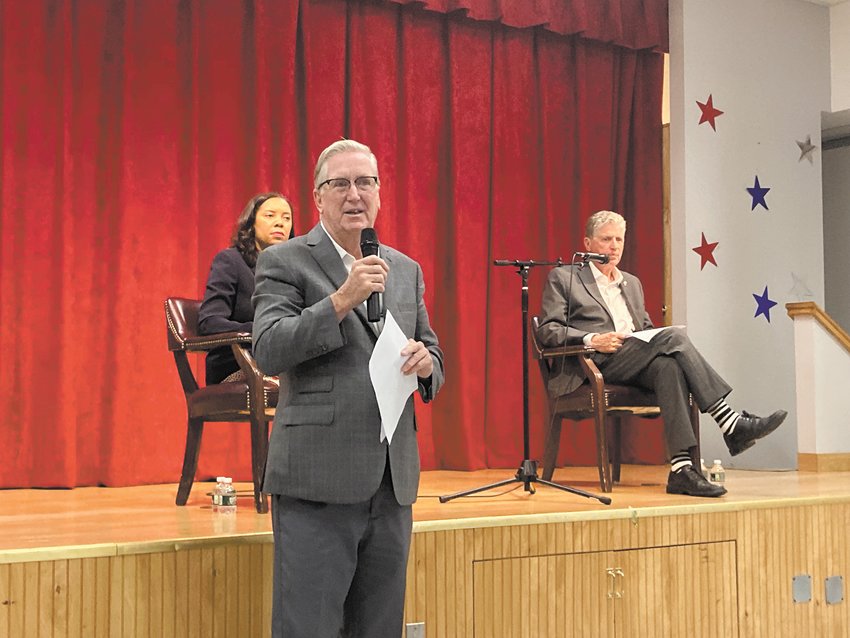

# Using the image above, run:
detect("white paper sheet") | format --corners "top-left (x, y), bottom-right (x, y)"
top-left (627, 325), bottom-right (686, 343)
top-left (368, 310), bottom-right (418, 444)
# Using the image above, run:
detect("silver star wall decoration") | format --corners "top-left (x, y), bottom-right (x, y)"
top-left (789, 271), bottom-right (814, 301)
top-left (796, 134), bottom-right (817, 164)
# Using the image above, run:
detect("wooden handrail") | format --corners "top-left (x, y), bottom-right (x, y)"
top-left (786, 302), bottom-right (850, 353)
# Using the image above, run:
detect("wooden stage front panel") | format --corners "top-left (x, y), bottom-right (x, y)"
top-left (1, 466), bottom-right (849, 637)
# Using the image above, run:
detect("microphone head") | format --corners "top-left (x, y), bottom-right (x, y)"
top-left (359, 227), bottom-right (379, 257)
top-left (575, 251), bottom-right (610, 264)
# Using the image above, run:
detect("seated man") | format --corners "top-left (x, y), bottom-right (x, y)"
top-left (537, 210), bottom-right (786, 497)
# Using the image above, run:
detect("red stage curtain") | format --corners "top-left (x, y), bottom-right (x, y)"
top-left (0, 0), bottom-right (665, 488)
top-left (385, 0), bottom-right (669, 51)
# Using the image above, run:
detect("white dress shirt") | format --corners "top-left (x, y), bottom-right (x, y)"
top-left (582, 262), bottom-right (635, 345)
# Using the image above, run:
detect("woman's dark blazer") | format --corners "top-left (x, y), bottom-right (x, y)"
top-left (198, 247), bottom-right (255, 384)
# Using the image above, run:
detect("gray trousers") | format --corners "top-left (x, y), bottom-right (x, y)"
top-left (592, 327), bottom-right (732, 454)
top-left (270, 463), bottom-right (412, 638)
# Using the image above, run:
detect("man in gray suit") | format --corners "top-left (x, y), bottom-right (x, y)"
top-left (537, 210), bottom-right (785, 498)
top-left (253, 139), bottom-right (444, 637)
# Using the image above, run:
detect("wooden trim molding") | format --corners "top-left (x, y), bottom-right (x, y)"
top-left (798, 453), bottom-right (850, 473)
top-left (786, 301), bottom-right (850, 353)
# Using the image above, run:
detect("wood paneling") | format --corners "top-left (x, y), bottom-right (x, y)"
top-left (0, 544), bottom-right (274, 638)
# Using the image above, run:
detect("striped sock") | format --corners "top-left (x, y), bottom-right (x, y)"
top-left (707, 397), bottom-right (740, 435)
top-left (671, 451), bottom-right (693, 473)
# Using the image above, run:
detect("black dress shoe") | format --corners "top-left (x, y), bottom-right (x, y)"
top-left (724, 409), bottom-right (787, 456)
top-left (666, 466), bottom-right (727, 497)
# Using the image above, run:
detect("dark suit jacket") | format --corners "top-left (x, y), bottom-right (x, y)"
top-left (537, 264), bottom-right (652, 397)
top-left (252, 223), bottom-right (444, 506)
top-left (198, 247), bottom-right (256, 384)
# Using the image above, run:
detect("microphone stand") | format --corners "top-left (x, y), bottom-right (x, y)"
top-left (439, 258), bottom-right (611, 505)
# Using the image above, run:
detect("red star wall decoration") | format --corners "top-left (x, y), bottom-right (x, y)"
top-left (692, 232), bottom-right (719, 269)
top-left (697, 94), bottom-right (724, 131)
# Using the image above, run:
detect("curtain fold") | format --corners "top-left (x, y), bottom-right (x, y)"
top-left (0, 0), bottom-right (666, 488)
top-left (384, 0), bottom-right (669, 51)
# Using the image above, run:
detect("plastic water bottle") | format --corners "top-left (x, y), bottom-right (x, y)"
top-left (212, 476), bottom-right (237, 514)
top-left (700, 458), bottom-right (709, 480)
top-left (709, 460), bottom-right (726, 485)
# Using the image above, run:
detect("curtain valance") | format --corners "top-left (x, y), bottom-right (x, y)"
top-left (385, 0), bottom-right (669, 51)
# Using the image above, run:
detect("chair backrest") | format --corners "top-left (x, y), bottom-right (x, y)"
top-left (165, 297), bottom-right (201, 351)
top-left (530, 316), bottom-right (554, 380)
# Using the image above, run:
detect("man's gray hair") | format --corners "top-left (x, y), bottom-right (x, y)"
top-left (313, 139), bottom-right (379, 188)
top-left (585, 210), bottom-right (626, 238)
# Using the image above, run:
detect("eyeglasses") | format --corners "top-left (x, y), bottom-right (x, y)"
top-left (317, 176), bottom-right (380, 193)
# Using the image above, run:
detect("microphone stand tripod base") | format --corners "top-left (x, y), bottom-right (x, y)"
top-left (438, 459), bottom-right (611, 505)
top-left (438, 259), bottom-right (611, 506)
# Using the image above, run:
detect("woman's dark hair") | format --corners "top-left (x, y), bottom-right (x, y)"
top-left (231, 192), bottom-right (295, 268)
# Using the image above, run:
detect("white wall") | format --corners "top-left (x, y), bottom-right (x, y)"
top-left (830, 2), bottom-right (850, 112)
top-left (793, 316), bottom-right (850, 454)
top-left (670, 0), bottom-right (831, 469)
top-left (823, 143), bottom-right (850, 331)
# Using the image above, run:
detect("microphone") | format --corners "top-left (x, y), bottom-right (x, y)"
top-left (359, 228), bottom-right (383, 322)
top-left (574, 252), bottom-right (610, 264)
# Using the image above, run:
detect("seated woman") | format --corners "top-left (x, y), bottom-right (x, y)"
top-left (199, 192), bottom-right (294, 384)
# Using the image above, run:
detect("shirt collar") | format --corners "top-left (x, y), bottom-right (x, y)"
top-left (589, 261), bottom-right (623, 287)
top-left (319, 220), bottom-right (355, 266)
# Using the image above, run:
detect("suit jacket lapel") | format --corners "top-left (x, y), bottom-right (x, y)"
top-left (380, 249), bottom-right (396, 319)
top-left (620, 280), bottom-right (643, 330)
top-left (578, 265), bottom-right (615, 326)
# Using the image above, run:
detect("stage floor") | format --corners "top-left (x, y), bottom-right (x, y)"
top-left (3, 465), bottom-right (850, 560)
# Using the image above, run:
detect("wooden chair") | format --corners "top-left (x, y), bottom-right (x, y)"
top-left (530, 316), bottom-right (700, 493)
top-left (165, 297), bottom-right (278, 513)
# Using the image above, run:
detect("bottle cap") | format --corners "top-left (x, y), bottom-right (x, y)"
top-left (216, 476), bottom-right (227, 482)
top-left (713, 459), bottom-right (722, 464)
top-left (222, 477), bottom-right (233, 484)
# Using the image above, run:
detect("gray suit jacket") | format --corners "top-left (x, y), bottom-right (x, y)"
top-left (537, 264), bottom-right (652, 397)
top-left (252, 223), bottom-right (444, 506)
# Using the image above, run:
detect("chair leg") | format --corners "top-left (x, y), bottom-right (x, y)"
top-left (611, 417), bottom-right (622, 484)
top-left (541, 407), bottom-right (563, 482)
top-left (176, 417), bottom-right (204, 506)
top-left (249, 416), bottom-right (270, 514)
top-left (594, 407), bottom-right (612, 493)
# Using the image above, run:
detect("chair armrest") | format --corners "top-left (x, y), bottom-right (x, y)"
top-left (180, 331), bottom-right (253, 352)
top-left (231, 342), bottom-right (276, 417)
top-left (231, 342), bottom-right (264, 379)
top-left (538, 344), bottom-right (596, 359)
top-left (538, 343), bottom-right (604, 386)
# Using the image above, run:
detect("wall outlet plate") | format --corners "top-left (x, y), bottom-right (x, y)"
top-left (826, 576), bottom-right (844, 605)
top-left (792, 574), bottom-right (812, 603)
top-left (405, 622), bottom-right (425, 638)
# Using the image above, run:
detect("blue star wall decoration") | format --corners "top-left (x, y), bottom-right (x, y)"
top-left (753, 285), bottom-right (778, 322)
top-left (747, 176), bottom-right (770, 210)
